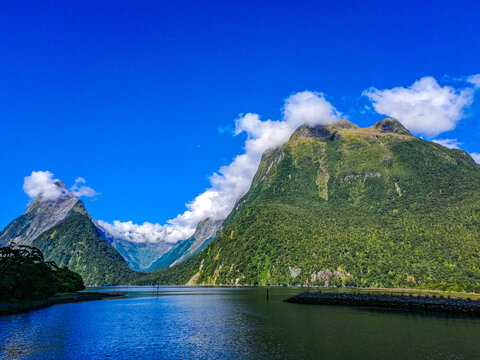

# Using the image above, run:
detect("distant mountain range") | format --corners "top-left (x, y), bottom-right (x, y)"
top-left (0, 181), bottom-right (222, 284)
top-left (138, 119), bottom-right (480, 292)
top-left (95, 225), bottom-right (173, 271)
top-left (146, 218), bottom-right (222, 271)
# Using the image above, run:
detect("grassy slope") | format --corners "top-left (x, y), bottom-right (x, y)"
top-left (137, 120), bottom-right (480, 291)
top-left (33, 215), bottom-right (138, 285)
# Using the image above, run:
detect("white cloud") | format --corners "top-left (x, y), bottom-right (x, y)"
top-left (99, 91), bottom-right (341, 243)
top-left (363, 76), bottom-right (476, 137)
top-left (23, 171), bottom-right (100, 201)
top-left (96, 220), bottom-right (176, 244)
top-left (23, 171), bottom-right (69, 201)
top-left (471, 153), bottom-right (480, 164)
top-left (467, 74), bottom-right (480, 89)
top-left (70, 177), bottom-right (101, 198)
top-left (432, 138), bottom-right (462, 149)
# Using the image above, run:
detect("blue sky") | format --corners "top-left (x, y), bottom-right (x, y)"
top-left (1, 0), bottom-right (479, 233)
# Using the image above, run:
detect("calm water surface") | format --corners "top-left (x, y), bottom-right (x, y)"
top-left (1, 286), bottom-right (480, 359)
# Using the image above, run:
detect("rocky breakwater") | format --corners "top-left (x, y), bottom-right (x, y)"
top-left (284, 291), bottom-right (480, 315)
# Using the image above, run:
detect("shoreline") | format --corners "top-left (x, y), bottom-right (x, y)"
top-left (284, 291), bottom-right (480, 315)
top-left (0, 291), bottom-right (125, 316)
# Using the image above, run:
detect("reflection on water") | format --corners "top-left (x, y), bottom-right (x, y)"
top-left (1, 287), bottom-right (480, 359)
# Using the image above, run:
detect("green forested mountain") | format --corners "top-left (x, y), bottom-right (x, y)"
top-left (32, 215), bottom-right (137, 285)
top-left (138, 119), bottom-right (480, 291)
top-left (0, 183), bottom-right (137, 285)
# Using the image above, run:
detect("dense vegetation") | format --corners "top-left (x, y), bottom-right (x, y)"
top-left (0, 245), bottom-right (84, 301)
top-left (138, 119), bottom-right (480, 292)
top-left (33, 215), bottom-right (138, 285)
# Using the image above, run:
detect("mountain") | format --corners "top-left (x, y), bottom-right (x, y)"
top-left (0, 182), bottom-right (136, 285)
top-left (146, 218), bottom-right (222, 271)
top-left (137, 119), bottom-right (480, 292)
top-left (96, 225), bottom-right (172, 271)
top-left (0, 181), bottom-right (89, 247)
top-left (32, 215), bottom-right (136, 285)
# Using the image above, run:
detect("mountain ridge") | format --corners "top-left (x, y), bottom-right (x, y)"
top-left (136, 118), bottom-right (480, 291)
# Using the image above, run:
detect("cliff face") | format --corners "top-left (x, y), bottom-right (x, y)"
top-left (0, 181), bottom-right (89, 247)
top-left (146, 218), bottom-right (222, 271)
top-left (139, 119), bottom-right (480, 292)
top-left (0, 181), bottom-right (136, 285)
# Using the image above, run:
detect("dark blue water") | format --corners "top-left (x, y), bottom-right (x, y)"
top-left (1, 287), bottom-right (480, 359)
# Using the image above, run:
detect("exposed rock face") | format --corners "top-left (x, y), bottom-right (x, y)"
top-left (289, 267), bottom-right (302, 278)
top-left (0, 182), bottom-right (89, 246)
top-left (146, 218), bottom-right (223, 271)
top-left (340, 172), bottom-right (381, 183)
top-left (173, 218), bottom-right (223, 265)
top-left (373, 118), bottom-right (411, 135)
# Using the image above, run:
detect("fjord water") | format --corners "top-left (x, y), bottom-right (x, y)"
top-left (1, 287), bottom-right (479, 359)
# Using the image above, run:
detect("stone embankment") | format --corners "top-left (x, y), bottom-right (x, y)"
top-left (285, 291), bottom-right (480, 315)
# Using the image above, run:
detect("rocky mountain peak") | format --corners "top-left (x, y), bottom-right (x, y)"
top-left (372, 118), bottom-right (411, 136)
top-left (290, 123), bottom-right (341, 142)
top-left (1, 191), bottom-right (89, 247)
top-left (194, 218), bottom-right (223, 241)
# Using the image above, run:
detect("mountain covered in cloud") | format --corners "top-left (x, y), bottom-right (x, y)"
top-left (97, 75), bottom-right (480, 251)
top-left (95, 224), bottom-right (174, 271)
top-left (2, 76), bottom-right (480, 284)
top-left (0, 179), bottom-right (136, 285)
top-left (0, 180), bottom-right (90, 247)
top-left (137, 118), bottom-right (480, 292)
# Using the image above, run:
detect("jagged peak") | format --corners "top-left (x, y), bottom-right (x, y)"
top-left (331, 119), bottom-right (359, 130)
top-left (289, 118), bottom-right (412, 145)
top-left (372, 118), bottom-right (411, 136)
top-left (53, 179), bottom-right (69, 190)
top-left (289, 123), bottom-right (338, 142)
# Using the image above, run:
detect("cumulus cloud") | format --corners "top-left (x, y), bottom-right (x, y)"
top-left (471, 153), bottom-right (480, 164)
top-left (363, 76), bottom-right (476, 137)
top-left (468, 74), bottom-right (480, 89)
top-left (70, 177), bottom-right (101, 198)
top-left (23, 171), bottom-right (100, 201)
top-left (432, 138), bottom-right (462, 149)
top-left (99, 91), bottom-right (341, 243)
top-left (96, 220), bottom-right (174, 244)
top-left (23, 171), bottom-right (70, 201)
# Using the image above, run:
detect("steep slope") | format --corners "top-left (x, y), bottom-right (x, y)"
top-left (0, 181), bottom-right (89, 246)
top-left (138, 119), bottom-right (480, 292)
top-left (0, 181), bottom-right (137, 285)
top-left (33, 215), bottom-right (137, 285)
top-left (96, 225), bottom-right (172, 271)
top-left (147, 218), bottom-right (222, 271)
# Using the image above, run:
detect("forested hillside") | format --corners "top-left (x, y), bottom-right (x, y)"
top-left (137, 119), bottom-right (480, 292)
